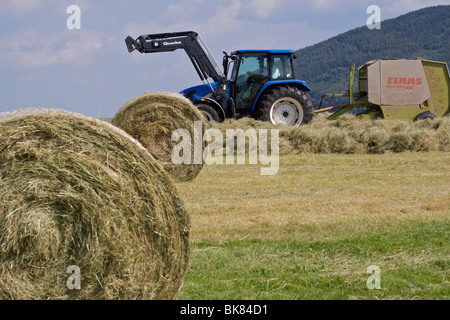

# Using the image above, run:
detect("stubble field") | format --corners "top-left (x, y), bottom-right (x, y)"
top-left (176, 151), bottom-right (449, 299)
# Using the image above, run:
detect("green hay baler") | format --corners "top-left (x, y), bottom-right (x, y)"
top-left (316, 58), bottom-right (449, 121)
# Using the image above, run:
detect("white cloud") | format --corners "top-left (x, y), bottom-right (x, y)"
top-left (309, 0), bottom-right (449, 14)
top-left (0, 29), bottom-right (114, 69)
top-left (0, 0), bottom-right (95, 16)
top-left (385, 0), bottom-right (449, 13)
top-left (311, 0), bottom-right (339, 10)
top-left (0, 0), bottom-right (42, 13)
top-left (246, 0), bottom-right (278, 18)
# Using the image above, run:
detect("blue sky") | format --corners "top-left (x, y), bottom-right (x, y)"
top-left (0, 0), bottom-right (448, 117)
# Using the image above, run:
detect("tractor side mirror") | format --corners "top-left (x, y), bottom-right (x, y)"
top-left (223, 52), bottom-right (229, 75)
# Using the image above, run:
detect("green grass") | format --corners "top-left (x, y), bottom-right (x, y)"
top-left (176, 152), bottom-right (449, 300)
top-left (182, 224), bottom-right (448, 300)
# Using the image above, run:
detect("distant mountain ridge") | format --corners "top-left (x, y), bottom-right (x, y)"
top-left (294, 5), bottom-right (450, 103)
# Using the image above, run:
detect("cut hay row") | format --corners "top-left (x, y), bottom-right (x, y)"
top-left (112, 92), bottom-right (207, 182)
top-left (210, 113), bottom-right (450, 155)
top-left (0, 109), bottom-right (190, 300)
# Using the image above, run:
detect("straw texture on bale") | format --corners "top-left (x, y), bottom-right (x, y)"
top-left (112, 92), bottom-right (207, 182)
top-left (0, 109), bottom-right (190, 300)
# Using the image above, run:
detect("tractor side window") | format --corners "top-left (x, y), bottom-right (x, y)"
top-left (235, 53), bottom-right (269, 109)
top-left (271, 55), bottom-right (294, 80)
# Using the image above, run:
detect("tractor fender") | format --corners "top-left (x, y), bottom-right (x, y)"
top-left (250, 80), bottom-right (312, 112)
top-left (193, 97), bottom-right (226, 121)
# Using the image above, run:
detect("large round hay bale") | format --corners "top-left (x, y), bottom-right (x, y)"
top-left (0, 108), bottom-right (190, 300)
top-left (112, 92), bottom-right (207, 182)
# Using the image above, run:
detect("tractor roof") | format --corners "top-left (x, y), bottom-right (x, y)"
top-left (234, 49), bottom-right (294, 55)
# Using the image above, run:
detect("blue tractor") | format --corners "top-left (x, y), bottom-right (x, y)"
top-left (125, 31), bottom-right (314, 126)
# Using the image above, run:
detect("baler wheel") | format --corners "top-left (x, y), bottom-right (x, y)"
top-left (413, 112), bottom-right (437, 121)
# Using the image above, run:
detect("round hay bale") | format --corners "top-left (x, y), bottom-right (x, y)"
top-left (112, 92), bottom-right (207, 182)
top-left (0, 108), bottom-right (190, 300)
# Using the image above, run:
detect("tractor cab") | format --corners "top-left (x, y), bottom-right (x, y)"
top-left (229, 50), bottom-right (296, 110)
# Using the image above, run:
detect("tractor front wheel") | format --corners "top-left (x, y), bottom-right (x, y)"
top-left (257, 86), bottom-right (314, 126)
top-left (196, 104), bottom-right (221, 123)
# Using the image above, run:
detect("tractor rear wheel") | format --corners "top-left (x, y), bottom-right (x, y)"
top-left (257, 86), bottom-right (314, 126)
top-left (196, 104), bottom-right (221, 123)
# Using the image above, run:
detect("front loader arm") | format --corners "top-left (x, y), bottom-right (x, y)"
top-left (125, 31), bottom-right (225, 83)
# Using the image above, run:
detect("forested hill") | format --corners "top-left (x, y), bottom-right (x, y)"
top-left (294, 5), bottom-right (450, 103)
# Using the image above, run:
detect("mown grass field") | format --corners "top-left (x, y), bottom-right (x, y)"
top-left (175, 152), bottom-right (449, 300)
